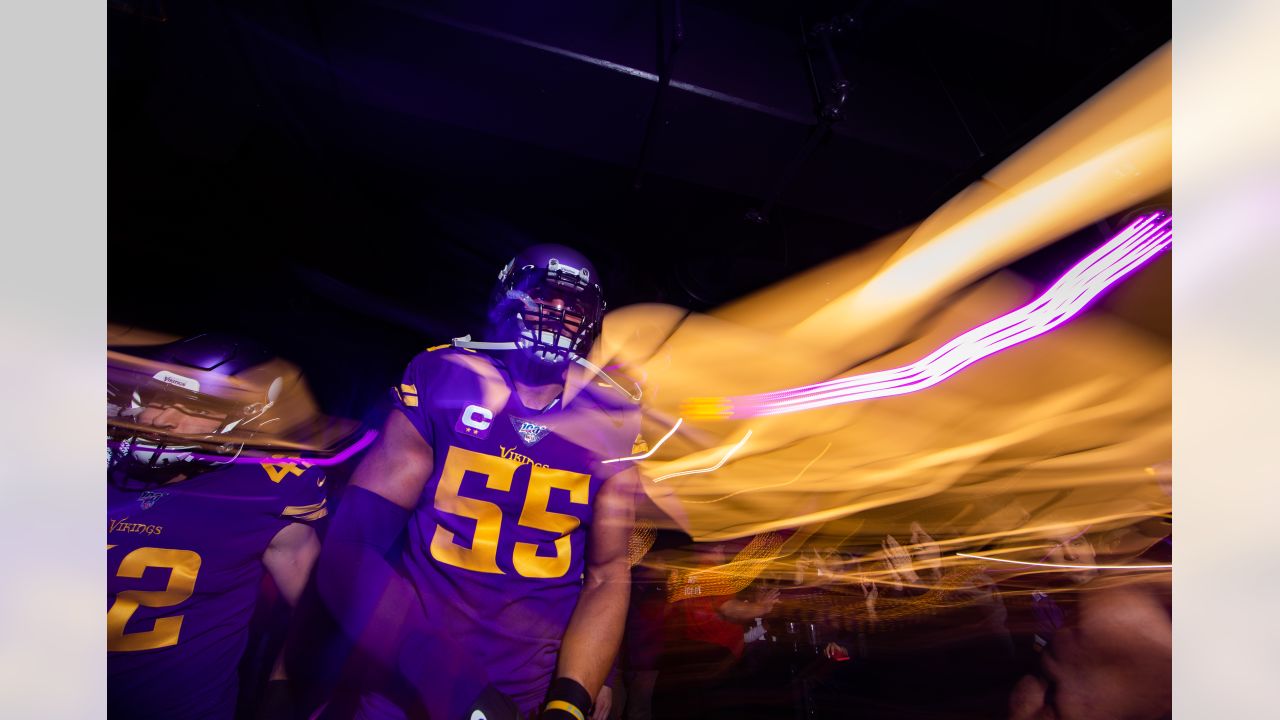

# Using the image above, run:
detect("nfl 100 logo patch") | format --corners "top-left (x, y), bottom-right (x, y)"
top-left (138, 490), bottom-right (166, 510)
top-left (510, 416), bottom-right (551, 446)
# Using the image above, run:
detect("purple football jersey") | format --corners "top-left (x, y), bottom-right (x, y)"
top-left (107, 458), bottom-right (328, 720)
top-left (390, 346), bottom-right (640, 715)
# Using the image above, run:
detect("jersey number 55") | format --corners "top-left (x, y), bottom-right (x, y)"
top-left (430, 445), bottom-right (589, 579)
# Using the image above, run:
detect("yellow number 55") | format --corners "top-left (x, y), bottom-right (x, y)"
top-left (429, 446), bottom-right (589, 578)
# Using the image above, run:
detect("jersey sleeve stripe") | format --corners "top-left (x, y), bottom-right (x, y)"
top-left (282, 499), bottom-right (327, 517)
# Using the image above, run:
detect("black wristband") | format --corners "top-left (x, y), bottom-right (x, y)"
top-left (540, 677), bottom-right (592, 720)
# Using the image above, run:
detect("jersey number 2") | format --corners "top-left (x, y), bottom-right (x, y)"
top-left (430, 445), bottom-right (589, 578)
top-left (107, 547), bottom-right (202, 652)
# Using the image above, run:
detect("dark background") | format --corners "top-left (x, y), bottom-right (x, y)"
top-left (108, 0), bottom-right (1171, 421)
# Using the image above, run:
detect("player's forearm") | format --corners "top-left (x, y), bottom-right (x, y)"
top-left (555, 566), bottom-right (630, 699)
top-left (316, 486), bottom-right (416, 668)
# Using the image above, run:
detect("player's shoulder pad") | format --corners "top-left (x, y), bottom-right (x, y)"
top-left (409, 341), bottom-right (501, 376)
top-left (256, 456), bottom-right (329, 521)
top-left (256, 455), bottom-right (327, 487)
top-left (405, 342), bottom-right (506, 401)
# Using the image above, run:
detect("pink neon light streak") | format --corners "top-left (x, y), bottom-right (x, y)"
top-left (726, 213), bottom-right (1172, 418)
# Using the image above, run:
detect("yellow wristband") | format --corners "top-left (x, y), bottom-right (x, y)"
top-left (545, 699), bottom-right (586, 720)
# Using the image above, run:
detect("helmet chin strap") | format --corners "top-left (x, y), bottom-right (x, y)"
top-left (452, 335), bottom-right (642, 402)
top-left (570, 353), bottom-right (644, 402)
top-left (450, 336), bottom-right (520, 352)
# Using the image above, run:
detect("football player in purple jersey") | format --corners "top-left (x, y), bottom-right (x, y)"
top-left (318, 245), bottom-right (643, 720)
top-left (107, 334), bottom-right (329, 719)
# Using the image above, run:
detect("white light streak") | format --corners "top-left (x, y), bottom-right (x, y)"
top-left (955, 552), bottom-right (1171, 570)
top-left (601, 418), bottom-right (684, 464)
top-left (652, 430), bottom-right (753, 484)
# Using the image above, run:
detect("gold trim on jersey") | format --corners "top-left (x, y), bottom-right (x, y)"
top-left (282, 499), bottom-right (328, 519)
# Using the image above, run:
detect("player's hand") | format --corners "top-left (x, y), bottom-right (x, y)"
top-left (909, 521), bottom-right (942, 581)
top-left (793, 557), bottom-right (810, 584)
top-left (756, 587), bottom-right (781, 614)
top-left (591, 685), bottom-right (613, 720)
top-left (882, 534), bottom-right (919, 590)
top-left (823, 641), bottom-right (849, 660)
top-left (860, 577), bottom-right (879, 622)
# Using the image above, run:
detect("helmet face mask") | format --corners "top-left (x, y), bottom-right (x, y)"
top-left (107, 334), bottom-right (283, 484)
top-left (490, 245), bottom-right (605, 369)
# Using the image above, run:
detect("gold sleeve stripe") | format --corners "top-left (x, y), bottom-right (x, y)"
top-left (402, 395), bottom-right (419, 407)
top-left (297, 508), bottom-right (329, 522)
top-left (544, 701), bottom-right (585, 720)
top-left (282, 499), bottom-right (327, 516)
top-left (400, 383), bottom-right (417, 394)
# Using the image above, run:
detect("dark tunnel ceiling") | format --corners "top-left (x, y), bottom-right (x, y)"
top-left (109, 0), bottom-right (1170, 414)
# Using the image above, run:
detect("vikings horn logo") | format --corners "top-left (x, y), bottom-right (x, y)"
top-left (509, 416), bottom-right (551, 446)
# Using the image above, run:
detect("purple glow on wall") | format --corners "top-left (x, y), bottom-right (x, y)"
top-left (724, 212), bottom-right (1172, 418)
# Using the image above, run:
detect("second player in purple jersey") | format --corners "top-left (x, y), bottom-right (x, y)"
top-left (107, 333), bottom-right (329, 720)
top-left (108, 460), bottom-right (327, 719)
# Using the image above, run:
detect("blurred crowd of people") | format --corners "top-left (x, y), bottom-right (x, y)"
top-left (604, 516), bottom-right (1171, 720)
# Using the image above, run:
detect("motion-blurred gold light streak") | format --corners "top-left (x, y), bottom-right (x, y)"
top-left (594, 47), bottom-right (1170, 550)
